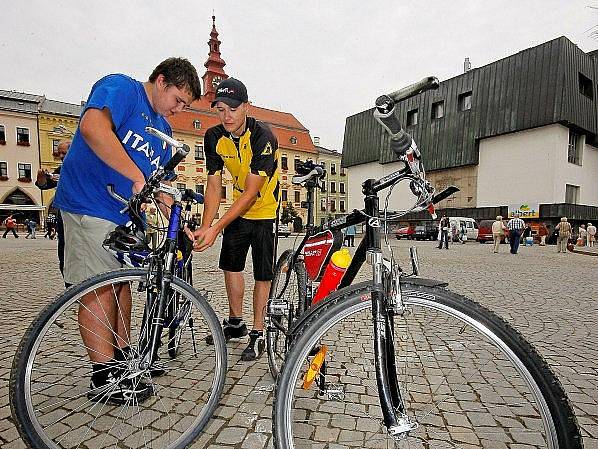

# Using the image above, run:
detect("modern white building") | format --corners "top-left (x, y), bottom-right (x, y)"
top-left (342, 36), bottom-right (598, 227)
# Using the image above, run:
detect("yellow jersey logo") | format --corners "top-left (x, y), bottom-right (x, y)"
top-left (261, 142), bottom-right (273, 155)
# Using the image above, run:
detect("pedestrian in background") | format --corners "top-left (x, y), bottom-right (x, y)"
top-left (538, 223), bottom-right (548, 246)
top-left (578, 224), bottom-right (587, 247)
top-left (2, 215), bottom-right (19, 238)
top-left (521, 223), bottom-right (533, 247)
top-left (491, 215), bottom-right (507, 253)
top-left (438, 215), bottom-right (449, 249)
top-left (587, 222), bottom-right (596, 248)
top-left (507, 213), bottom-right (525, 254)
top-left (25, 218), bottom-right (37, 239)
top-left (555, 217), bottom-right (572, 253)
top-left (36, 140), bottom-right (71, 276)
top-left (145, 207), bottom-right (158, 250)
top-left (344, 223), bottom-right (357, 247)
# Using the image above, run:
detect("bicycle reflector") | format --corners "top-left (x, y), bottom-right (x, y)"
top-left (302, 345), bottom-right (328, 389)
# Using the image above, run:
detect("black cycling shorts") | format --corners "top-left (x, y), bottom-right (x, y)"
top-left (219, 217), bottom-right (275, 281)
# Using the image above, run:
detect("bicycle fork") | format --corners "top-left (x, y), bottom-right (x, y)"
top-left (370, 250), bottom-right (418, 439)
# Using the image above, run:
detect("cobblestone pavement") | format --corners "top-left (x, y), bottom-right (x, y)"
top-left (0, 235), bottom-right (596, 448)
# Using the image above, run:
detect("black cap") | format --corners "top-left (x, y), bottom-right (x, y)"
top-left (211, 78), bottom-right (248, 108)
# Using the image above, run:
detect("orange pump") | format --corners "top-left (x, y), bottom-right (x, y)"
top-left (312, 248), bottom-right (352, 305)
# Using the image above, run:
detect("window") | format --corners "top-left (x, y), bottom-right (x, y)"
top-left (290, 136), bottom-right (298, 145)
top-left (52, 139), bottom-right (59, 154)
top-left (294, 191), bottom-right (300, 203)
top-left (282, 189), bottom-right (288, 202)
top-left (193, 119), bottom-right (201, 130)
top-left (340, 167), bottom-right (346, 176)
top-left (194, 144), bottom-right (204, 160)
top-left (320, 198), bottom-right (326, 211)
top-left (331, 163), bottom-right (337, 175)
top-left (177, 183), bottom-right (186, 192)
top-left (18, 163), bottom-right (32, 180)
top-left (406, 109), bottom-right (418, 126)
top-left (17, 127), bottom-right (30, 145)
top-left (458, 91), bottom-right (472, 111)
top-left (330, 200), bottom-right (336, 212)
top-left (431, 101), bottom-right (444, 119)
top-left (339, 182), bottom-right (345, 194)
top-left (579, 73), bottom-right (593, 100)
top-left (195, 184), bottom-right (204, 195)
top-left (221, 186), bottom-right (227, 199)
top-left (294, 158), bottom-right (301, 171)
top-left (330, 182), bottom-right (336, 193)
top-left (568, 130), bottom-right (583, 165)
top-left (0, 161), bottom-right (7, 178)
top-left (321, 162), bottom-right (326, 170)
top-left (565, 184), bottom-right (580, 204)
top-left (340, 200), bottom-right (345, 212)
top-left (0, 124), bottom-right (5, 143)
top-left (281, 155), bottom-right (288, 170)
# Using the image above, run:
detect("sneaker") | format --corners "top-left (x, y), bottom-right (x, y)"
top-left (87, 368), bottom-right (153, 405)
top-left (241, 330), bottom-right (265, 361)
top-left (206, 319), bottom-right (248, 345)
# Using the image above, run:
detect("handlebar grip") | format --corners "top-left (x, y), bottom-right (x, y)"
top-left (387, 76), bottom-right (440, 102)
top-left (163, 144), bottom-right (190, 172)
top-left (373, 103), bottom-right (413, 156)
top-left (145, 126), bottom-right (184, 149)
top-left (183, 188), bottom-right (204, 204)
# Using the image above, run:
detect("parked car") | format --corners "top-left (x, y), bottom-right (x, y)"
top-left (414, 224), bottom-right (437, 241)
top-left (448, 217), bottom-right (479, 242)
top-left (477, 219), bottom-right (509, 244)
top-left (395, 226), bottom-right (415, 240)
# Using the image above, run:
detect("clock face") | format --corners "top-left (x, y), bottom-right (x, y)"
top-left (212, 76), bottom-right (221, 87)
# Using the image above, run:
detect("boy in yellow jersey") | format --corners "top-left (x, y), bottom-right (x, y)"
top-left (190, 78), bottom-right (280, 361)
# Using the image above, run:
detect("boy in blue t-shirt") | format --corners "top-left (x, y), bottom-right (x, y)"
top-left (54, 57), bottom-right (201, 404)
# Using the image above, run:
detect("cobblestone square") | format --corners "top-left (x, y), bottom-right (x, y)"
top-left (1, 235), bottom-right (596, 448)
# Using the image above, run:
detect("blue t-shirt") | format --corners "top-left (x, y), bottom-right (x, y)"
top-left (54, 74), bottom-right (172, 225)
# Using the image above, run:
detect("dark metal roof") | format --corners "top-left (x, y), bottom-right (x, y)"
top-left (39, 99), bottom-right (82, 117)
top-left (0, 89), bottom-right (45, 103)
top-left (342, 36), bottom-right (598, 170)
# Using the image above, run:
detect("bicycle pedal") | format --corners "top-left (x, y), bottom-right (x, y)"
top-left (318, 383), bottom-right (345, 401)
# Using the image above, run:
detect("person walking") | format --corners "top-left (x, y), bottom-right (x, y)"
top-left (578, 224), bottom-right (587, 247)
top-left (189, 77), bottom-right (281, 361)
top-left (25, 218), bottom-right (37, 239)
top-left (344, 223), bottom-right (357, 247)
top-left (2, 215), bottom-right (19, 238)
top-left (538, 223), bottom-right (548, 246)
top-left (507, 213), bottom-right (525, 254)
top-left (53, 57), bottom-right (201, 404)
top-left (437, 215), bottom-right (449, 249)
top-left (491, 215), bottom-right (507, 253)
top-left (521, 223), bottom-right (532, 247)
top-left (587, 222), bottom-right (596, 248)
top-left (36, 141), bottom-right (71, 274)
top-left (145, 207), bottom-right (159, 250)
top-left (555, 217), bottom-right (572, 253)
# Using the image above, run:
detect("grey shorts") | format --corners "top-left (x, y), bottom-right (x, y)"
top-left (61, 212), bottom-right (122, 285)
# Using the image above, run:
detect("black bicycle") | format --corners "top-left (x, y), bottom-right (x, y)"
top-left (272, 78), bottom-right (583, 448)
top-left (10, 128), bottom-right (227, 449)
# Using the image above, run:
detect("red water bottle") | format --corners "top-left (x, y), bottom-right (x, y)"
top-left (312, 248), bottom-right (352, 305)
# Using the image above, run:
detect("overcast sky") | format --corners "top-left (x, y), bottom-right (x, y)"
top-left (1, 0), bottom-right (596, 150)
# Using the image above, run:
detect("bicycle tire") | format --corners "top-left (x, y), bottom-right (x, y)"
top-left (267, 249), bottom-right (307, 378)
top-left (11, 268), bottom-right (227, 449)
top-left (169, 260), bottom-right (193, 359)
top-left (273, 281), bottom-right (582, 449)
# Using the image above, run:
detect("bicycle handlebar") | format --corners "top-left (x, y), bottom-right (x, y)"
top-left (387, 76), bottom-right (440, 103)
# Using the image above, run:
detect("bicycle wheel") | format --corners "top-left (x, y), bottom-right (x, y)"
top-left (267, 249), bottom-right (307, 378)
top-left (273, 281), bottom-right (582, 449)
top-left (169, 258), bottom-right (193, 359)
top-left (11, 268), bottom-right (227, 449)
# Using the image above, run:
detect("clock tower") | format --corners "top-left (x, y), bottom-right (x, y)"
top-left (202, 15), bottom-right (228, 102)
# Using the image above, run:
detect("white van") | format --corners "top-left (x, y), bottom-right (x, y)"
top-left (448, 217), bottom-right (479, 242)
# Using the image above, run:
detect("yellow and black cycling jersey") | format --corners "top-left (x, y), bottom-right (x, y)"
top-left (205, 117), bottom-right (280, 220)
